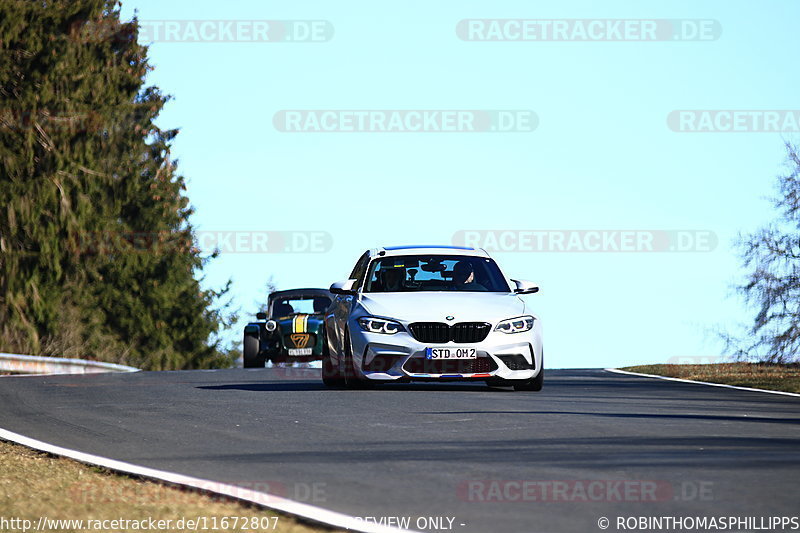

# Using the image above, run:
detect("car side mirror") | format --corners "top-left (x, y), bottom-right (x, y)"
top-left (330, 279), bottom-right (357, 295)
top-left (512, 279), bottom-right (540, 294)
top-left (256, 312), bottom-right (267, 320)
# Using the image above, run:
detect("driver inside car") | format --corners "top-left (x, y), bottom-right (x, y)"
top-left (452, 261), bottom-right (487, 291)
top-left (273, 301), bottom-right (295, 317)
top-left (382, 267), bottom-right (406, 292)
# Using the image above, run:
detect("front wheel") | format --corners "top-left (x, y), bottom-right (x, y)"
top-left (343, 330), bottom-right (373, 389)
top-left (321, 338), bottom-right (344, 387)
top-left (243, 334), bottom-right (266, 368)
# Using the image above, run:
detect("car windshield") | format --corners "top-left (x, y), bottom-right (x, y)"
top-left (270, 296), bottom-right (331, 316)
top-left (363, 255), bottom-right (510, 293)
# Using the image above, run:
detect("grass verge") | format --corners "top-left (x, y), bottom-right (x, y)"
top-left (0, 439), bottom-right (333, 532)
top-left (620, 363), bottom-right (800, 394)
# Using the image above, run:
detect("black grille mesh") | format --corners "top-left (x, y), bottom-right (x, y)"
top-left (403, 357), bottom-right (497, 375)
top-left (409, 322), bottom-right (491, 343)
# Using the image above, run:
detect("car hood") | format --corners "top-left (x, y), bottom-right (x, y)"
top-left (357, 292), bottom-right (526, 324)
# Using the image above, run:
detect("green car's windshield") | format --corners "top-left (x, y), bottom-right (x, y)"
top-left (363, 255), bottom-right (510, 293)
top-left (270, 296), bottom-right (331, 316)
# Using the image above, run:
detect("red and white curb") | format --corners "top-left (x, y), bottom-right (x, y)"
top-left (0, 427), bottom-right (414, 533)
top-left (605, 368), bottom-right (800, 398)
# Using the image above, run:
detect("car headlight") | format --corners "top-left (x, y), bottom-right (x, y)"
top-left (265, 320), bottom-right (277, 332)
top-left (358, 317), bottom-right (405, 335)
top-left (495, 316), bottom-right (534, 334)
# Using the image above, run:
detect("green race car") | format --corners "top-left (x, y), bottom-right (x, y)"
top-left (242, 288), bottom-right (333, 367)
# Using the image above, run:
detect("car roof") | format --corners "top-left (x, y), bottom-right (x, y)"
top-left (372, 245), bottom-right (490, 258)
top-left (268, 288), bottom-right (332, 301)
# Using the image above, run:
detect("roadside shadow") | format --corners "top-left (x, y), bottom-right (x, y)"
top-left (417, 410), bottom-right (800, 425)
top-left (177, 435), bottom-right (800, 469)
top-left (377, 382), bottom-right (508, 392)
top-left (197, 382), bottom-right (509, 393)
top-left (197, 382), bottom-right (327, 392)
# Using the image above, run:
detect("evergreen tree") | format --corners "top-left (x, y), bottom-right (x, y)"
top-left (0, 0), bottom-right (234, 369)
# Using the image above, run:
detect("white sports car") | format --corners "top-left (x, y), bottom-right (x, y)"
top-left (323, 246), bottom-right (543, 390)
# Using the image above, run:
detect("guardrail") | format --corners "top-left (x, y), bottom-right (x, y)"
top-left (0, 352), bottom-right (140, 375)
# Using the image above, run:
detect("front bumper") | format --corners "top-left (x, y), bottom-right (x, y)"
top-left (349, 320), bottom-right (542, 382)
top-left (269, 352), bottom-right (323, 363)
top-left (264, 329), bottom-right (325, 363)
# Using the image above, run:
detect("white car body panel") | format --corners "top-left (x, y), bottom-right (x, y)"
top-left (359, 292), bottom-right (527, 324)
top-left (325, 246), bottom-right (543, 384)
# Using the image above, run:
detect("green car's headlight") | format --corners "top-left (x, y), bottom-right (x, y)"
top-left (358, 317), bottom-right (405, 335)
top-left (495, 316), bottom-right (534, 334)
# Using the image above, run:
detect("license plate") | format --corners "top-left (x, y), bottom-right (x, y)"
top-left (287, 348), bottom-right (313, 356)
top-left (425, 347), bottom-right (477, 360)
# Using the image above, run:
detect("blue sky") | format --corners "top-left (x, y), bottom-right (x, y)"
top-left (120, 0), bottom-right (799, 368)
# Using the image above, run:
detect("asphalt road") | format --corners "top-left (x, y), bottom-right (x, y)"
top-left (1, 368), bottom-right (799, 533)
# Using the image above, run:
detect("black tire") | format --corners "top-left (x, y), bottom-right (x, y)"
top-left (243, 334), bottom-right (266, 368)
top-left (321, 335), bottom-right (345, 387)
top-left (343, 330), bottom-right (373, 389)
top-left (514, 351), bottom-right (544, 391)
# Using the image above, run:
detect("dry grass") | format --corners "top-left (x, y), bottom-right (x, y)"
top-left (0, 440), bottom-right (332, 533)
top-left (621, 363), bottom-right (800, 394)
